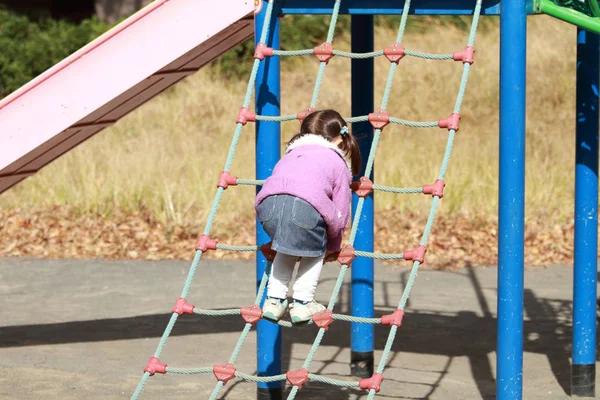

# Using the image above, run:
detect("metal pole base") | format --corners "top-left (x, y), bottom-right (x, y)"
top-left (350, 351), bottom-right (374, 378)
top-left (571, 364), bottom-right (595, 397)
top-left (257, 387), bottom-right (283, 400)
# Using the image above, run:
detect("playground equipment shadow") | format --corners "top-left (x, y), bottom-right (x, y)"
top-left (0, 258), bottom-right (595, 399)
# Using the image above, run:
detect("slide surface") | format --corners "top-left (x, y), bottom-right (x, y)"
top-left (0, 0), bottom-right (254, 194)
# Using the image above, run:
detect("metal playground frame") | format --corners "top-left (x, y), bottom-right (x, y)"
top-left (252, 1), bottom-right (598, 399)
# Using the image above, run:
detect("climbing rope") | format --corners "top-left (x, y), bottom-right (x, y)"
top-left (130, 0), bottom-right (482, 398)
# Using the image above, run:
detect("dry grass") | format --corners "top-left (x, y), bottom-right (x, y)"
top-left (0, 207), bottom-right (575, 269)
top-left (0, 16), bottom-right (579, 230)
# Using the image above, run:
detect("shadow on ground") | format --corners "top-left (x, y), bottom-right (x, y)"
top-left (0, 265), bottom-right (583, 399)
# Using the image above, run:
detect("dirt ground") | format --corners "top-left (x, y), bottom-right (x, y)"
top-left (0, 257), bottom-right (596, 399)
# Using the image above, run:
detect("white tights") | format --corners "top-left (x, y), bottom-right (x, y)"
top-left (267, 252), bottom-right (324, 302)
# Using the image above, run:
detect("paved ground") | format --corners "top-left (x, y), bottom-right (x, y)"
top-left (0, 257), bottom-right (596, 399)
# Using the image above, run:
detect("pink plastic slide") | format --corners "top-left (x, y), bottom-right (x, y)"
top-left (0, 0), bottom-right (254, 194)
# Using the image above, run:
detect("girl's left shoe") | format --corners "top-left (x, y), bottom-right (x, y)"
top-left (289, 300), bottom-right (325, 324)
top-left (262, 298), bottom-right (289, 322)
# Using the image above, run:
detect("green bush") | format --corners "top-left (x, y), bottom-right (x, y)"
top-left (0, 9), bottom-right (110, 98)
top-left (0, 8), bottom-right (497, 98)
top-left (0, 10), bottom-right (351, 97)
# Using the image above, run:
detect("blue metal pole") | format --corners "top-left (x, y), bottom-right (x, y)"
top-left (255, 5), bottom-right (282, 400)
top-left (497, 0), bottom-right (526, 398)
top-left (571, 27), bottom-right (599, 398)
top-left (350, 14), bottom-right (375, 379)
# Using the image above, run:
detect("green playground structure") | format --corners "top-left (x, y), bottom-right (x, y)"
top-left (536, 0), bottom-right (600, 33)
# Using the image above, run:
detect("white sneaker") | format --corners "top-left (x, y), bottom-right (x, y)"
top-left (262, 298), bottom-right (288, 322)
top-left (289, 300), bottom-right (326, 324)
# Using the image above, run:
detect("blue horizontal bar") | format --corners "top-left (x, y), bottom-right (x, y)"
top-left (279, 0), bottom-right (513, 15)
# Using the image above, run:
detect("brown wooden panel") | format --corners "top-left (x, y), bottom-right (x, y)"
top-left (98, 72), bottom-right (193, 121)
top-left (3, 119), bottom-right (118, 175)
top-left (0, 128), bottom-right (82, 175)
top-left (76, 75), bottom-right (163, 125)
top-left (179, 24), bottom-right (254, 71)
top-left (160, 18), bottom-right (253, 72)
top-left (16, 125), bottom-right (110, 172)
top-left (0, 173), bottom-right (32, 195)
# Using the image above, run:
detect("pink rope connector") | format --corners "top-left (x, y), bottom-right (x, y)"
top-left (144, 357), bottom-right (167, 376)
top-left (254, 42), bottom-right (274, 60)
top-left (172, 298), bottom-right (194, 316)
top-left (422, 179), bottom-right (445, 198)
top-left (297, 107), bottom-right (316, 122)
top-left (368, 109), bottom-right (391, 130)
top-left (236, 107), bottom-right (256, 125)
top-left (453, 46), bottom-right (475, 64)
top-left (196, 234), bottom-right (218, 252)
top-left (287, 368), bottom-right (310, 389)
top-left (384, 42), bottom-right (405, 63)
top-left (352, 176), bottom-right (374, 198)
top-left (337, 244), bottom-right (356, 266)
top-left (359, 373), bottom-right (384, 393)
top-left (381, 308), bottom-right (405, 328)
top-left (217, 171), bottom-right (238, 189)
top-left (213, 363), bottom-right (236, 384)
top-left (403, 245), bottom-right (427, 264)
top-left (241, 304), bottom-right (262, 324)
top-left (260, 242), bottom-right (277, 261)
top-left (438, 112), bottom-right (461, 132)
top-left (312, 309), bottom-right (334, 331)
top-left (313, 42), bottom-right (334, 63)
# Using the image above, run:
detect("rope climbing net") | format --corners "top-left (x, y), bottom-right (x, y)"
top-left (131, 0), bottom-right (482, 398)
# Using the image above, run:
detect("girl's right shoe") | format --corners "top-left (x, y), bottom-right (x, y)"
top-left (289, 300), bottom-right (325, 324)
top-left (262, 298), bottom-right (288, 322)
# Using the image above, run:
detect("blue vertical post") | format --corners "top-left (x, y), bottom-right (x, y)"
top-left (497, 0), bottom-right (526, 399)
top-left (350, 14), bottom-right (375, 379)
top-left (571, 28), bottom-right (599, 398)
top-left (255, 4), bottom-right (282, 400)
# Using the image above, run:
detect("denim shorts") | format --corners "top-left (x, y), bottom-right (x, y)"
top-left (257, 194), bottom-right (327, 257)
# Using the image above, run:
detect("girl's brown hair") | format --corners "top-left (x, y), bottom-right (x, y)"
top-left (288, 109), bottom-right (362, 176)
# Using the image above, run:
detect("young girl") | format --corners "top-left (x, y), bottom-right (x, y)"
top-left (254, 109), bottom-right (361, 323)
